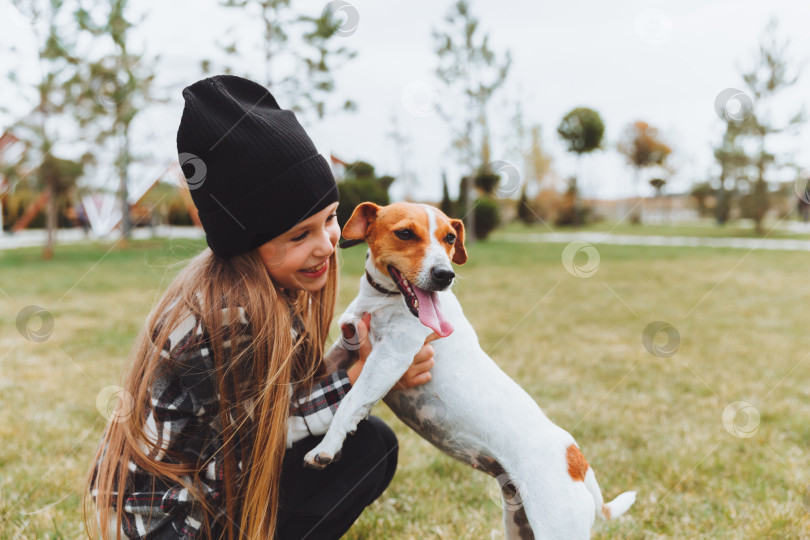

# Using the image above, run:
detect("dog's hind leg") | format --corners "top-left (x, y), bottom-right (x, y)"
top-left (464, 455), bottom-right (535, 540)
top-left (504, 506), bottom-right (534, 540)
top-left (500, 480), bottom-right (535, 540)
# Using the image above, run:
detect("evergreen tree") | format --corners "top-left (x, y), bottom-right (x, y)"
top-left (440, 172), bottom-right (453, 216)
top-left (517, 184), bottom-right (535, 224)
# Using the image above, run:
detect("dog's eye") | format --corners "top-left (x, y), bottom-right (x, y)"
top-left (445, 233), bottom-right (456, 244)
top-left (394, 229), bottom-right (415, 241)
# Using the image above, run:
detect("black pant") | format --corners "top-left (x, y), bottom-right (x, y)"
top-left (275, 415), bottom-right (399, 540)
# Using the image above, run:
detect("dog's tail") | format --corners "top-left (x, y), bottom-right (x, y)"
top-left (600, 490), bottom-right (637, 520)
top-left (584, 468), bottom-right (636, 520)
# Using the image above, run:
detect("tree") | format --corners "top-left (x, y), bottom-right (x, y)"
top-left (215, 0), bottom-right (357, 122)
top-left (616, 120), bottom-right (671, 224)
top-left (0, 0), bottom-right (85, 259)
top-left (72, 0), bottom-right (162, 242)
top-left (440, 171), bottom-right (453, 216)
top-left (555, 176), bottom-right (590, 226)
top-left (527, 126), bottom-right (552, 191)
top-left (506, 96), bottom-right (552, 221)
top-left (736, 17), bottom-right (806, 235)
top-left (456, 175), bottom-right (470, 219)
top-left (526, 125), bottom-right (554, 221)
top-left (648, 178), bottom-right (667, 223)
top-left (517, 184), bottom-right (535, 224)
top-left (690, 182), bottom-right (714, 218)
top-left (556, 107), bottom-right (604, 226)
top-left (433, 0), bottom-right (512, 243)
top-left (386, 112), bottom-right (416, 201)
top-left (0, 134), bottom-right (26, 233)
top-left (473, 166), bottom-right (500, 195)
top-left (649, 178), bottom-right (666, 196)
top-left (712, 121), bottom-right (748, 224)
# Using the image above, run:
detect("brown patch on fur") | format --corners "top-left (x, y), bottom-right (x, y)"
top-left (430, 209), bottom-right (467, 265)
top-left (343, 202), bottom-right (468, 281)
top-left (342, 202), bottom-right (380, 240)
top-left (566, 444), bottom-right (589, 482)
top-left (602, 504), bottom-right (611, 519)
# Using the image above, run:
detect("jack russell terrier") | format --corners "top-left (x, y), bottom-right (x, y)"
top-left (304, 201), bottom-right (636, 539)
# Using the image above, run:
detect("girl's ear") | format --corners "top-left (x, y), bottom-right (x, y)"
top-left (449, 218), bottom-right (467, 265)
top-left (342, 202), bottom-right (381, 240)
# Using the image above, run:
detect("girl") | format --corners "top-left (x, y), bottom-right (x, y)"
top-left (84, 75), bottom-right (437, 539)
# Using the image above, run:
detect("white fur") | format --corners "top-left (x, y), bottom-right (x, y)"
top-left (415, 205), bottom-right (453, 288)
top-left (305, 205), bottom-right (635, 538)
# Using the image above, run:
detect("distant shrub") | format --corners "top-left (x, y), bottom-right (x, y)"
top-left (337, 179), bottom-right (390, 227)
top-left (336, 161), bottom-right (395, 228)
top-left (168, 199), bottom-right (193, 226)
top-left (473, 197), bottom-right (501, 239)
top-left (517, 186), bottom-right (535, 224)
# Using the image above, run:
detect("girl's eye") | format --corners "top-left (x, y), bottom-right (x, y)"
top-left (290, 214), bottom-right (336, 241)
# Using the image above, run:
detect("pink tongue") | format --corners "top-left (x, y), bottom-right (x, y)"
top-left (412, 286), bottom-right (454, 337)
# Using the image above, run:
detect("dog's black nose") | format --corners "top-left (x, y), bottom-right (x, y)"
top-left (431, 267), bottom-right (455, 287)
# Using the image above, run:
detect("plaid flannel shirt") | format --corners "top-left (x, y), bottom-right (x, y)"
top-left (91, 304), bottom-right (353, 539)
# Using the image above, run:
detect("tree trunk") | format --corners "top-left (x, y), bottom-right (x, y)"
top-left (716, 174), bottom-right (728, 225)
top-left (632, 167), bottom-right (642, 225)
top-left (119, 128), bottom-right (132, 241)
top-left (465, 172), bottom-right (476, 244)
top-left (43, 180), bottom-right (56, 260)
top-left (463, 116), bottom-right (476, 244)
top-left (753, 140), bottom-right (768, 236)
top-left (754, 175), bottom-right (767, 236)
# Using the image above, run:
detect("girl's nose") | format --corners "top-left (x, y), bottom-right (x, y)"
top-left (314, 226), bottom-right (336, 257)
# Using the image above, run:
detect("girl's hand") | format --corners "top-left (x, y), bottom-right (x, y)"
top-left (395, 332), bottom-right (440, 389)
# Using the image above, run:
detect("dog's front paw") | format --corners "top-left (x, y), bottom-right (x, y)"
top-left (303, 447), bottom-right (343, 469)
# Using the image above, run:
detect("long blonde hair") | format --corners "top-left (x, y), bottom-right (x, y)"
top-left (83, 244), bottom-right (339, 539)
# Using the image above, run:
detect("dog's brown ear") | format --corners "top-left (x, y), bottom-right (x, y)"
top-left (342, 202), bottom-right (381, 240)
top-left (449, 218), bottom-right (467, 265)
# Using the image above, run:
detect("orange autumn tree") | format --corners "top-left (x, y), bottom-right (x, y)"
top-left (617, 121), bottom-right (671, 224)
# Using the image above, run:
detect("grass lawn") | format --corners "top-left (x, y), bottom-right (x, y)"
top-left (492, 218), bottom-right (810, 240)
top-left (2, 235), bottom-right (810, 538)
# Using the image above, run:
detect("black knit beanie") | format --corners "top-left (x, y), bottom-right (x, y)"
top-left (176, 75), bottom-right (339, 259)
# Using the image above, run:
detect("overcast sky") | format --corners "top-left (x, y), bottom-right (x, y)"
top-left (2, 0), bottom-right (809, 202)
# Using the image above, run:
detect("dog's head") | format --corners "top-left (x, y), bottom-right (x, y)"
top-left (341, 202), bottom-right (467, 336)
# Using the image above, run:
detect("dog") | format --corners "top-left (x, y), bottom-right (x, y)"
top-left (304, 202), bottom-right (636, 539)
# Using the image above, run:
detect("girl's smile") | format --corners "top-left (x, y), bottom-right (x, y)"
top-left (299, 258), bottom-right (329, 278)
